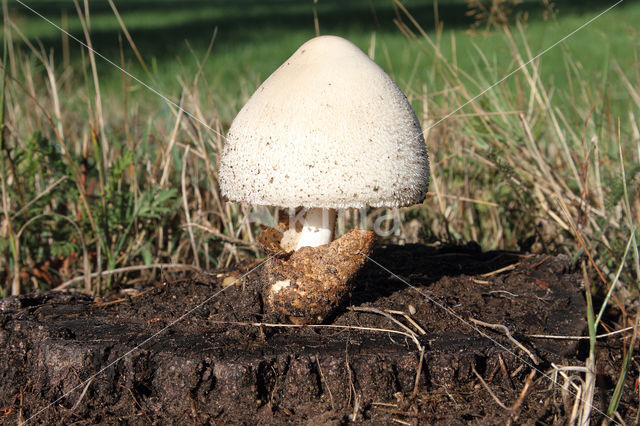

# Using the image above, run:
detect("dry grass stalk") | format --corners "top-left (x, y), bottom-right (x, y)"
top-left (469, 317), bottom-right (540, 365)
top-left (472, 365), bottom-right (508, 410)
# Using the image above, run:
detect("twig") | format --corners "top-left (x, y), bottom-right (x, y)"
top-left (384, 309), bottom-right (426, 335)
top-left (205, 319), bottom-right (422, 344)
top-left (181, 146), bottom-right (200, 268)
top-left (350, 395), bottom-right (360, 422)
top-left (349, 306), bottom-right (422, 350)
top-left (569, 380), bottom-right (583, 425)
top-left (412, 346), bottom-right (425, 397)
top-left (106, 0), bottom-right (152, 78)
top-left (527, 326), bottom-right (634, 340)
top-left (506, 370), bottom-right (536, 425)
top-left (10, 176), bottom-right (68, 220)
top-left (498, 354), bottom-right (514, 389)
top-left (469, 317), bottom-right (540, 365)
top-left (580, 351), bottom-right (596, 424)
top-left (54, 263), bottom-right (200, 290)
top-left (94, 287), bottom-right (156, 307)
top-left (529, 256), bottom-right (551, 270)
top-left (438, 193), bottom-right (499, 207)
top-left (481, 262), bottom-right (520, 278)
top-left (487, 290), bottom-right (520, 298)
top-left (404, 314), bottom-right (426, 336)
top-left (472, 365), bottom-right (508, 410)
top-left (159, 95), bottom-right (184, 186)
top-left (120, 383), bottom-right (153, 424)
top-left (344, 329), bottom-right (358, 422)
top-left (579, 261), bottom-right (596, 425)
top-left (372, 402), bottom-right (398, 407)
top-left (18, 387), bottom-right (23, 424)
top-left (182, 222), bottom-right (258, 247)
top-left (69, 377), bottom-right (93, 412)
top-left (315, 355), bottom-right (334, 411)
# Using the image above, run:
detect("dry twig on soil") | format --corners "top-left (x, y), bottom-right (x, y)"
top-left (55, 263), bottom-right (200, 290)
top-left (469, 317), bottom-right (540, 365)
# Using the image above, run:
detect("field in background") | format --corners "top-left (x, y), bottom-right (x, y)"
top-left (5, 0), bottom-right (640, 120)
top-left (1, 0), bottom-right (639, 311)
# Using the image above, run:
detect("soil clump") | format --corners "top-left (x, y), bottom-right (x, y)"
top-left (1, 244), bottom-right (636, 424)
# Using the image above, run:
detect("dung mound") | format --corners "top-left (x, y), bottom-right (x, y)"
top-left (1, 244), bottom-right (634, 424)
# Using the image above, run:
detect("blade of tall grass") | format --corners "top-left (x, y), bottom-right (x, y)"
top-left (1, 18), bottom-right (20, 296)
top-left (73, 0), bottom-right (109, 167)
top-left (594, 227), bottom-right (636, 327)
top-left (617, 118), bottom-right (640, 285)
top-left (581, 261), bottom-right (597, 424)
top-left (607, 315), bottom-right (638, 417)
top-left (107, 0), bottom-right (153, 81)
top-left (181, 146), bottom-right (200, 268)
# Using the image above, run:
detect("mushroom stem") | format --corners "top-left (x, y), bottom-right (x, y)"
top-left (296, 208), bottom-right (337, 250)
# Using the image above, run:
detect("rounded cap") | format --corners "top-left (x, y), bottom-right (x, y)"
top-left (219, 35), bottom-right (429, 209)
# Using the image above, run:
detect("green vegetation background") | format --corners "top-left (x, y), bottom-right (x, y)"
top-left (6, 0), bottom-right (639, 120)
top-left (1, 0), bottom-right (639, 299)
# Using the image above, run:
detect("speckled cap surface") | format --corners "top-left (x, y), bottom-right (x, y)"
top-left (219, 35), bottom-right (429, 209)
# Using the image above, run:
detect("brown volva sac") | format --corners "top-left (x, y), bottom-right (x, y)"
top-left (259, 226), bottom-right (375, 324)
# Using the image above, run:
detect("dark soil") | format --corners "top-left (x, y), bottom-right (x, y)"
top-left (1, 244), bottom-right (637, 424)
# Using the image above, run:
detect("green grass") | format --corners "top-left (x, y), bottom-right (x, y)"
top-left (5, 0), bottom-right (639, 122)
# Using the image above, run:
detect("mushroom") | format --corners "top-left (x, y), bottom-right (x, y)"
top-left (219, 35), bottom-right (429, 322)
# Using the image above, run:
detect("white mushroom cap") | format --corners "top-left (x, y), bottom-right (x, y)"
top-left (219, 35), bottom-right (429, 209)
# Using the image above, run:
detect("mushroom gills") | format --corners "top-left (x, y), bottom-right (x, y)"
top-left (295, 208), bottom-right (337, 250)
